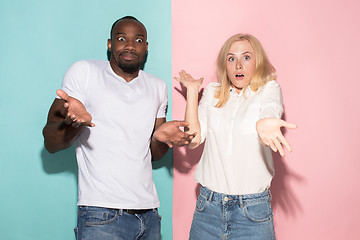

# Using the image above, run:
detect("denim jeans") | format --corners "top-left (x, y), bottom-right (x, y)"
top-left (74, 206), bottom-right (161, 240)
top-left (189, 186), bottom-right (276, 240)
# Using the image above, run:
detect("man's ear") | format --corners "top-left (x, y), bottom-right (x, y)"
top-left (107, 39), bottom-right (112, 52)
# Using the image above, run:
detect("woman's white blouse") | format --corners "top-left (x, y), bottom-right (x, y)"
top-left (195, 80), bottom-right (284, 195)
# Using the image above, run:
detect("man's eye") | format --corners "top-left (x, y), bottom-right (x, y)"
top-left (136, 39), bottom-right (143, 43)
top-left (117, 37), bottom-right (125, 41)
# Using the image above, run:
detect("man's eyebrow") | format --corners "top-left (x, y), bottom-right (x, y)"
top-left (115, 33), bottom-right (145, 37)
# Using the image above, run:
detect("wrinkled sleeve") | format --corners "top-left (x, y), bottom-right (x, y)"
top-left (198, 83), bottom-right (216, 144)
top-left (259, 80), bottom-right (284, 119)
top-left (157, 82), bottom-right (168, 119)
top-left (59, 60), bottom-right (89, 105)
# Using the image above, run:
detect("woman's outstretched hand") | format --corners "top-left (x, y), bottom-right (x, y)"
top-left (256, 118), bottom-right (297, 156)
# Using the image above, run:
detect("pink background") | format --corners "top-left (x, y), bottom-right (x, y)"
top-left (172, 0), bottom-right (360, 239)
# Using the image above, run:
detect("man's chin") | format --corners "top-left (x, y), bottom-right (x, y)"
top-left (123, 68), bottom-right (139, 74)
top-left (119, 64), bottom-right (141, 74)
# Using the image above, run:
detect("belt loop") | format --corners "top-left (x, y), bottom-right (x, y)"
top-left (208, 190), bottom-right (214, 202)
top-left (239, 194), bottom-right (243, 206)
top-left (118, 209), bottom-right (123, 215)
top-left (268, 189), bottom-right (272, 200)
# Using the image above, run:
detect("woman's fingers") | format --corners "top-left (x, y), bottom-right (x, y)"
top-left (281, 120), bottom-right (297, 129)
top-left (273, 137), bottom-right (284, 156)
top-left (278, 135), bottom-right (292, 152)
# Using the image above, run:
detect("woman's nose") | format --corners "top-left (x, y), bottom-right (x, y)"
top-left (236, 62), bottom-right (242, 69)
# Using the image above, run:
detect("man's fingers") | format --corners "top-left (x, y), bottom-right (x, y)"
top-left (63, 115), bottom-right (74, 125)
top-left (56, 89), bottom-right (69, 101)
top-left (72, 120), bottom-right (81, 128)
top-left (172, 120), bottom-right (190, 127)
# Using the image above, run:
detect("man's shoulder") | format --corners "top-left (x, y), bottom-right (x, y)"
top-left (139, 70), bottom-right (166, 86)
top-left (69, 59), bottom-right (108, 70)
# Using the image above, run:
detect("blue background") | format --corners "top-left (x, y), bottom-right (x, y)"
top-left (0, 0), bottom-right (173, 239)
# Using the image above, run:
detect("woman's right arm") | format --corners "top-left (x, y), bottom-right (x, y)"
top-left (174, 70), bottom-right (203, 149)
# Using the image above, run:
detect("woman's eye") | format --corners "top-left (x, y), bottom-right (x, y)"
top-left (117, 37), bottom-right (125, 41)
top-left (228, 57), bottom-right (235, 62)
top-left (244, 56), bottom-right (250, 60)
top-left (136, 39), bottom-right (143, 43)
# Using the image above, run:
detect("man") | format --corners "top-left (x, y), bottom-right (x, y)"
top-left (43, 16), bottom-right (195, 239)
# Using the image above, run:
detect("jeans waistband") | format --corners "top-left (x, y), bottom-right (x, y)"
top-left (199, 186), bottom-right (271, 204)
top-left (78, 206), bottom-right (156, 215)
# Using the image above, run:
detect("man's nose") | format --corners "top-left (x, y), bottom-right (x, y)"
top-left (125, 41), bottom-right (136, 50)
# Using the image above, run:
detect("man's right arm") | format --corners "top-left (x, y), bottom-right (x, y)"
top-left (43, 99), bottom-right (85, 153)
top-left (43, 90), bottom-right (94, 153)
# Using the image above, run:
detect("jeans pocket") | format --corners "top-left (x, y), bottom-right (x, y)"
top-left (243, 199), bottom-right (272, 222)
top-left (195, 194), bottom-right (208, 212)
top-left (82, 207), bottom-right (118, 226)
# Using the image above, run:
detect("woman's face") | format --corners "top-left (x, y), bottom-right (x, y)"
top-left (226, 40), bottom-right (256, 93)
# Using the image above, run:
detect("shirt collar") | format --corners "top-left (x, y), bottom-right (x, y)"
top-left (229, 86), bottom-right (255, 97)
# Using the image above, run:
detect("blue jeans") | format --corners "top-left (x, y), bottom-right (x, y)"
top-left (189, 187), bottom-right (276, 240)
top-left (74, 206), bottom-right (161, 240)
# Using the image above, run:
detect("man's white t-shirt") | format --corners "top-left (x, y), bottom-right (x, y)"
top-left (61, 60), bottom-right (167, 209)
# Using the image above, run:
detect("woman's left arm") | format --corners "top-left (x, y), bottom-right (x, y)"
top-left (256, 81), bottom-right (297, 156)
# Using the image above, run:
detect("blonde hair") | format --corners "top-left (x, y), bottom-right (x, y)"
top-left (214, 34), bottom-right (277, 108)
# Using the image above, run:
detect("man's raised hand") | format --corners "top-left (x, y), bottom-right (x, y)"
top-left (56, 89), bottom-right (95, 128)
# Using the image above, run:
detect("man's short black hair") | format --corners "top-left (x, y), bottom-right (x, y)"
top-left (109, 16), bottom-right (144, 39)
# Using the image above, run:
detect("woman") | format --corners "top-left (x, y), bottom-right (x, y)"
top-left (175, 34), bottom-right (296, 240)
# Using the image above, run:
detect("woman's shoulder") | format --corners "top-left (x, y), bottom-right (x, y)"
top-left (256, 80), bottom-right (281, 93)
top-left (264, 80), bottom-right (280, 89)
top-left (256, 80), bottom-right (282, 99)
top-left (204, 82), bottom-right (220, 90)
top-left (198, 82), bottom-right (219, 104)
top-left (203, 82), bottom-right (220, 96)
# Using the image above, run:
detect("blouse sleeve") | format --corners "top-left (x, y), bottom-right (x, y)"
top-left (198, 83), bottom-right (217, 144)
top-left (259, 80), bottom-right (284, 119)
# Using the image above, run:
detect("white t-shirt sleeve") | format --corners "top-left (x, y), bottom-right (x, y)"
top-left (60, 60), bottom-right (89, 105)
top-left (156, 82), bottom-right (168, 119)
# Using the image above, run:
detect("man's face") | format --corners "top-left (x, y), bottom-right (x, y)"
top-left (108, 19), bottom-right (148, 74)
